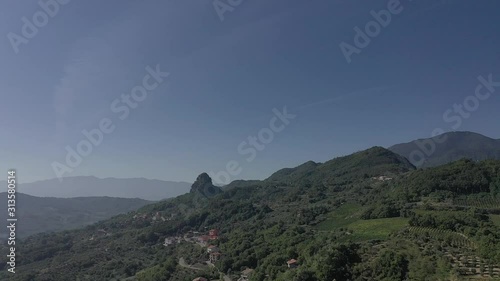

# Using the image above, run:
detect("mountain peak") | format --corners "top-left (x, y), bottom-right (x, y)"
top-left (193, 173), bottom-right (212, 186)
top-left (190, 173), bottom-right (222, 197)
top-left (389, 131), bottom-right (500, 167)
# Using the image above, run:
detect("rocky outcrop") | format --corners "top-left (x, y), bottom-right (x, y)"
top-left (190, 173), bottom-right (222, 198)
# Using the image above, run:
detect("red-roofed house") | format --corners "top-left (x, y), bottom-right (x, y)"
top-left (197, 235), bottom-right (210, 246)
top-left (208, 229), bottom-right (219, 240)
top-left (207, 245), bottom-right (219, 253)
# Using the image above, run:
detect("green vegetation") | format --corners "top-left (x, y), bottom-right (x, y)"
top-left (2, 147), bottom-right (500, 280)
top-left (403, 158), bottom-right (500, 199)
top-left (453, 197), bottom-right (500, 209)
top-left (266, 146), bottom-right (415, 189)
top-left (315, 202), bottom-right (362, 230)
top-left (316, 203), bottom-right (408, 241)
top-left (491, 215), bottom-right (500, 227)
top-left (346, 217), bottom-right (409, 241)
top-left (0, 193), bottom-right (151, 238)
top-left (405, 226), bottom-right (476, 249)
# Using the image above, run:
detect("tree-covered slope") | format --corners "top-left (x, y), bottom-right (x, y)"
top-left (403, 159), bottom-right (500, 199)
top-left (3, 147), bottom-right (500, 281)
top-left (266, 146), bottom-right (415, 188)
top-left (0, 193), bottom-right (151, 239)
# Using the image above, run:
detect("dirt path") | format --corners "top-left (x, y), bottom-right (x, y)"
top-left (178, 257), bottom-right (203, 271)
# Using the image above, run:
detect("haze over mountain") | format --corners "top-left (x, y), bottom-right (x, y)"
top-left (0, 192), bottom-right (151, 239)
top-left (389, 131), bottom-right (500, 168)
top-left (2, 176), bottom-right (191, 201)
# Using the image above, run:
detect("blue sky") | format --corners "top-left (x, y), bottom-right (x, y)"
top-left (1, 0), bottom-right (500, 184)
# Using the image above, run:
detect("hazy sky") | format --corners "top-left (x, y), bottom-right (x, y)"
top-left (1, 0), bottom-right (500, 184)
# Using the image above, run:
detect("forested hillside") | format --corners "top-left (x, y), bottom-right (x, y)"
top-left (0, 193), bottom-right (151, 239)
top-left (2, 147), bottom-right (500, 281)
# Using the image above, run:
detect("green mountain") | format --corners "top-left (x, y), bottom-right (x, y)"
top-left (389, 131), bottom-right (500, 168)
top-left (266, 146), bottom-right (415, 188)
top-left (3, 147), bottom-right (500, 281)
top-left (0, 193), bottom-right (151, 239)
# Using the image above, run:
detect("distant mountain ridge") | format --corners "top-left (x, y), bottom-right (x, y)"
top-left (0, 176), bottom-right (191, 201)
top-left (389, 131), bottom-right (500, 168)
top-left (0, 193), bottom-right (151, 239)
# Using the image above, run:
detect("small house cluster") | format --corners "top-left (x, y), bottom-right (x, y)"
top-left (132, 213), bottom-right (149, 220)
top-left (184, 229), bottom-right (219, 247)
top-left (88, 228), bottom-right (111, 241)
top-left (163, 236), bottom-right (182, 246)
top-left (207, 245), bottom-right (221, 263)
top-left (204, 229), bottom-right (222, 263)
top-left (132, 211), bottom-right (175, 223)
top-left (237, 268), bottom-right (255, 281)
top-left (372, 176), bottom-right (393, 181)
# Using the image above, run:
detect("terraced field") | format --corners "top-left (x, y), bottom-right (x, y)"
top-left (346, 217), bottom-right (409, 241)
top-left (453, 198), bottom-right (500, 209)
top-left (315, 203), bottom-right (409, 241)
top-left (404, 226), bottom-right (476, 249)
top-left (315, 202), bottom-right (363, 230)
top-left (447, 253), bottom-right (500, 279)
